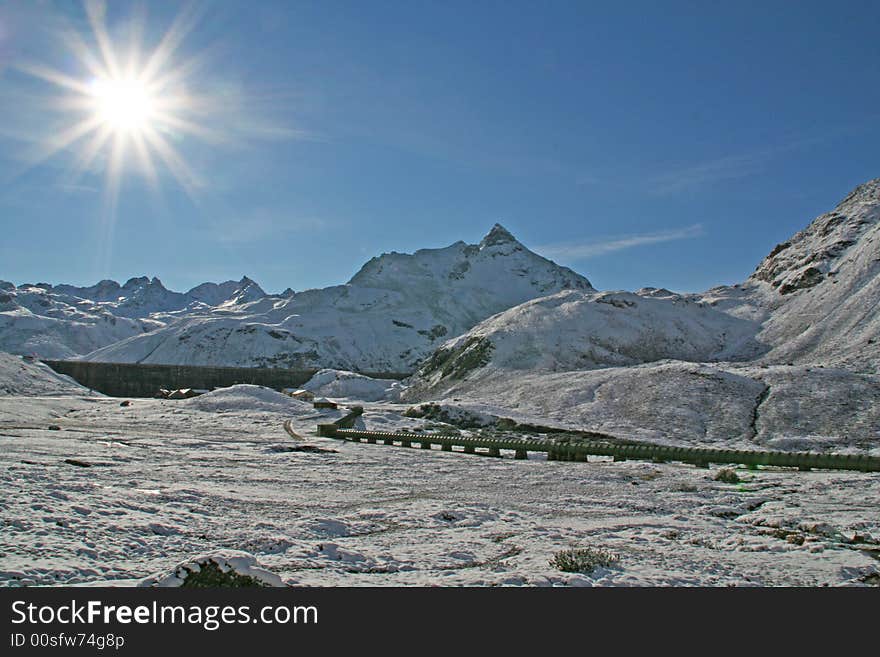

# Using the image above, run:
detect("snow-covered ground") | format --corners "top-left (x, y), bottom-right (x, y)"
top-left (1, 387), bottom-right (877, 587)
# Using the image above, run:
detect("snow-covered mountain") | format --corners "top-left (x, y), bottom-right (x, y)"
top-left (0, 276), bottom-right (267, 359)
top-left (82, 224), bottom-right (593, 370)
top-left (0, 281), bottom-right (162, 359)
top-left (401, 178), bottom-right (880, 449)
top-left (408, 178), bottom-right (880, 394)
top-left (186, 277), bottom-right (267, 308)
top-left (746, 177), bottom-right (880, 371)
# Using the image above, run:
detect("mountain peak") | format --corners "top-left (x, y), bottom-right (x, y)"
top-left (837, 177), bottom-right (880, 209)
top-left (122, 276), bottom-right (150, 289)
top-left (479, 223), bottom-right (518, 249)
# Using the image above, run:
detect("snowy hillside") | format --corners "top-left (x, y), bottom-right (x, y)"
top-left (411, 288), bottom-right (766, 392)
top-left (0, 351), bottom-right (91, 396)
top-left (82, 224), bottom-right (593, 371)
top-left (405, 360), bottom-right (880, 450)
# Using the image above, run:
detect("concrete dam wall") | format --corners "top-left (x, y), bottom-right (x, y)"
top-left (42, 360), bottom-right (410, 398)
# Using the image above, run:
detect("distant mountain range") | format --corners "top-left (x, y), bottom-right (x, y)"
top-left (0, 275), bottom-right (267, 359)
top-left (2, 178), bottom-right (878, 387)
top-left (1, 224), bottom-right (591, 368)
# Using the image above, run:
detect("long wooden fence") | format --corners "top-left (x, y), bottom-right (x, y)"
top-left (314, 422), bottom-right (880, 473)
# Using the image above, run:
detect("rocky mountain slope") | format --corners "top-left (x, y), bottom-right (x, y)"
top-left (81, 224), bottom-right (593, 370)
top-left (746, 177), bottom-right (880, 371)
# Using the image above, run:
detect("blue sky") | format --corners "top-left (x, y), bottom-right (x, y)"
top-left (1, 0), bottom-right (878, 294)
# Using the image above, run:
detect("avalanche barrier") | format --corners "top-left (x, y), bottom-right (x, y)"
top-left (313, 424), bottom-right (880, 473)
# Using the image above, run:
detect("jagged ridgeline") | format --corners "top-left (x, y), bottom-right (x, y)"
top-left (1, 224), bottom-right (591, 371)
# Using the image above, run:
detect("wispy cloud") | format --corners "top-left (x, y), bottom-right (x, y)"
top-left (645, 126), bottom-right (864, 195)
top-left (537, 224), bottom-right (704, 260)
top-left (648, 153), bottom-right (765, 195)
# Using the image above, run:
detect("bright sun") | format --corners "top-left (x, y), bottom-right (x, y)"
top-left (17, 1), bottom-right (289, 208)
top-left (90, 77), bottom-right (156, 133)
top-left (16, 1), bottom-right (211, 203)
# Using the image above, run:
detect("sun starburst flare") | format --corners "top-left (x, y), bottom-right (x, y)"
top-left (12, 0), bottom-right (258, 206)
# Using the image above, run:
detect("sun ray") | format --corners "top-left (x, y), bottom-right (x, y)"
top-left (85, 0), bottom-right (122, 80)
top-left (140, 2), bottom-right (204, 83)
top-left (59, 27), bottom-right (108, 80)
top-left (66, 126), bottom-right (114, 186)
top-left (23, 115), bottom-right (103, 169)
top-left (141, 124), bottom-right (202, 199)
top-left (123, 4), bottom-right (147, 80)
top-left (14, 62), bottom-right (95, 96)
top-left (103, 132), bottom-right (127, 216)
top-left (130, 130), bottom-right (160, 191)
top-left (150, 110), bottom-right (221, 143)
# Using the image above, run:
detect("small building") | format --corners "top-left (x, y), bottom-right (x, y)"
top-left (284, 388), bottom-right (315, 401)
top-left (313, 397), bottom-right (337, 409)
top-left (167, 388), bottom-right (203, 399)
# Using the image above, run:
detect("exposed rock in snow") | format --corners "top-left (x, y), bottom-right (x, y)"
top-left (0, 351), bottom-right (91, 396)
top-left (83, 224), bottom-right (593, 370)
top-left (302, 369), bottom-right (403, 402)
top-left (138, 550), bottom-right (285, 587)
top-left (186, 277), bottom-right (265, 307)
